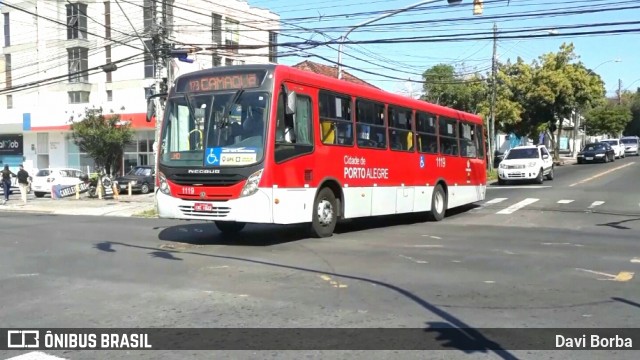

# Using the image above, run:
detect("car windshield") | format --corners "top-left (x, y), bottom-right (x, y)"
top-left (160, 91), bottom-right (269, 167)
top-left (128, 167), bottom-right (152, 176)
top-left (583, 144), bottom-right (605, 151)
top-left (601, 140), bottom-right (617, 145)
top-left (505, 148), bottom-right (539, 159)
top-left (36, 170), bottom-right (51, 176)
top-left (621, 138), bottom-right (638, 144)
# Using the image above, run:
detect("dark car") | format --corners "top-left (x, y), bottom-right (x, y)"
top-left (116, 166), bottom-right (155, 194)
top-left (577, 142), bottom-right (615, 164)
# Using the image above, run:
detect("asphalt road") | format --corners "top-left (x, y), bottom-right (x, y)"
top-left (1, 157), bottom-right (639, 360)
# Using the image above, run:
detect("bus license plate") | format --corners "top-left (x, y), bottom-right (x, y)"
top-left (193, 203), bottom-right (213, 212)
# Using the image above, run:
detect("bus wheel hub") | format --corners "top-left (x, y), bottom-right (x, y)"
top-left (317, 200), bottom-right (334, 226)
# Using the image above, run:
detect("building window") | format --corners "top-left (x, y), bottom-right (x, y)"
top-left (68, 47), bottom-right (89, 83)
top-left (107, 90), bottom-right (113, 101)
top-left (212, 55), bottom-right (221, 67)
top-left (105, 45), bottom-right (112, 82)
top-left (6, 95), bottom-right (12, 109)
top-left (69, 91), bottom-right (90, 104)
top-left (144, 40), bottom-right (155, 78)
top-left (5, 54), bottom-right (11, 88)
top-left (66, 3), bottom-right (88, 40)
top-left (212, 13), bottom-right (222, 45)
top-left (104, 1), bottom-right (111, 39)
top-left (3, 13), bottom-right (9, 47)
top-left (268, 31), bottom-right (277, 63)
top-left (143, 0), bottom-right (153, 33)
top-left (225, 58), bottom-right (233, 66)
top-left (225, 17), bottom-right (239, 54)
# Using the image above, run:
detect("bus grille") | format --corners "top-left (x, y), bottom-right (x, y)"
top-left (169, 173), bottom-right (244, 186)
top-left (178, 205), bottom-right (231, 218)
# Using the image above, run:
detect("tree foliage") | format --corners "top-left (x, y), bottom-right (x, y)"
top-left (70, 107), bottom-right (134, 176)
top-left (421, 64), bottom-right (487, 114)
top-left (622, 89), bottom-right (640, 137)
top-left (585, 103), bottom-right (633, 137)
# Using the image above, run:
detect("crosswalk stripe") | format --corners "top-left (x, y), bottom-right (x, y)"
top-left (496, 198), bottom-right (539, 215)
top-left (557, 200), bottom-right (574, 204)
top-left (5, 352), bottom-right (68, 360)
top-left (588, 201), bottom-right (605, 208)
top-left (484, 198), bottom-right (508, 205)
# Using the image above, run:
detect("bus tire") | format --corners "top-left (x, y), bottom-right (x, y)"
top-left (428, 184), bottom-right (447, 222)
top-left (309, 187), bottom-right (337, 238)
top-left (214, 221), bottom-right (246, 235)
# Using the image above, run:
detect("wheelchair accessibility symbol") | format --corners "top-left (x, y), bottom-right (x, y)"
top-left (419, 155), bottom-right (425, 169)
top-left (206, 148), bottom-right (220, 166)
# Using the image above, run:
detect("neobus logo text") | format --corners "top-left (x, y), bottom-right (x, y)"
top-left (188, 169), bottom-right (220, 174)
top-left (343, 155), bottom-right (389, 180)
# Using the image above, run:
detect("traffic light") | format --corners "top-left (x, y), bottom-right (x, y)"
top-left (473, 0), bottom-right (483, 15)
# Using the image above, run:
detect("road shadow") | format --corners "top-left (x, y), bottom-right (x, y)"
top-left (92, 240), bottom-right (517, 359)
top-left (155, 206), bottom-right (480, 246)
top-left (596, 217), bottom-right (640, 230)
top-left (611, 297), bottom-right (640, 309)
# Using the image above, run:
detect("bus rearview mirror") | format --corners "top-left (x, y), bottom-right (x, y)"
top-left (146, 101), bottom-right (155, 122)
top-left (286, 91), bottom-right (297, 115)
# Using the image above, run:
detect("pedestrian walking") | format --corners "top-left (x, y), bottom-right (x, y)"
top-left (16, 165), bottom-right (30, 205)
top-left (1, 164), bottom-right (15, 205)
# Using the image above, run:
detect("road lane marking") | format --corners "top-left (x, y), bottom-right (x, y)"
top-left (588, 201), bottom-right (605, 209)
top-left (541, 242), bottom-right (583, 247)
top-left (319, 274), bottom-right (347, 288)
top-left (576, 268), bottom-right (635, 282)
top-left (489, 186), bottom-right (551, 189)
top-left (557, 200), bottom-right (574, 204)
top-left (407, 244), bottom-right (443, 248)
top-left (569, 162), bottom-right (636, 187)
top-left (6, 352), bottom-right (68, 360)
top-left (9, 273), bottom-right (40, 277)
top-left (496, 198), bottom-right (539, 214)
top-left (485, 198), bottom-right (508, 205)
top-left (631, 258), bottom-right (640, 263)
top-left (399, 254), bottom-right (428, 264)
top-left (484, 281), bottom-right (495, 284)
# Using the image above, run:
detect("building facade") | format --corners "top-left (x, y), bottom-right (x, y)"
top-left (0, 0), bottom-right (279, 174)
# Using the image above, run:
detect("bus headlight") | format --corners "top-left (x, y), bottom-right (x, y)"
top-left (159, 172), bottom-right (171, 195)
top-left (240, 169), bottom-right (263, 197)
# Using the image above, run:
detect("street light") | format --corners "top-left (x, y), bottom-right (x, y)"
top-left (592, 58), bottom-right (621, 71)
top-left (336, 0), bottom-right (464, 80)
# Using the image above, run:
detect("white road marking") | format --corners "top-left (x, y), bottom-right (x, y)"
top-left (557, 200), bottom-right (574, 204)
top-left (631, 258), bottom-right (640, 263)
top-left (429, 235), bottom-right (442, 239)
top-left (451, 260), bottom-right (462, 263)
top-left (484, 281), bottom-right (495, 284)
top-left (9, 273), bottom-right (40, 277)
top-left (6, 352), bottom-right (68, 360)
top-left (485, 198), bottom-right (508, 205)
top-left (496, 198), bottom-right (539, 214)
top-left (489, 185), bottom-right (551, 189)
top-left (588, 201), bottom-right (605, 209)
top-left (399, 254), bottom-right (428, 264)
top-left (407, 244), bottom-right (443, 248)
top-left (576, 268), bottom-right (635, 282)
top-left (569, 162), bottom-right (636, 187)
top-left (541, 242), bottom-right (583, 247)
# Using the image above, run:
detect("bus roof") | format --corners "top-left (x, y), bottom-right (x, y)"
top-left (172, 63), bottom-right (483, 124)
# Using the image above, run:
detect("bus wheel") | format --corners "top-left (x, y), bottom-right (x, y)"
top-left (214, 221), bottom-right (246, 235)
top-left (309, 187), bottom-right (337, 238)
top-left (428, 184), bottom-right (447, 221)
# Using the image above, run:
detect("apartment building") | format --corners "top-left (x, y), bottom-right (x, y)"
top-left (0, 0), bottom-right (279, 174)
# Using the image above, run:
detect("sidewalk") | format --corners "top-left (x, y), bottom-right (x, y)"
top-left (0, 192), bottom-right (157, 217)
top-left (553, 155), bottom-right (578, 166)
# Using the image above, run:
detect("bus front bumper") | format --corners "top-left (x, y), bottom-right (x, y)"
top-left (155, 188), bottom-right (273, 223)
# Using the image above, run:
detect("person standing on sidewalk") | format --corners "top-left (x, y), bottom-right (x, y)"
top-left (1, 165), bottom-right (15, 205)
top-left (16, 165), bottom-right (30, 205)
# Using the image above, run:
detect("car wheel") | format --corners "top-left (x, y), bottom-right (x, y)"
top-left (140, 183), bottom-right (150, 194)
top-left (536, 168), bottom-right (544, 184)
top-left (498, 178), bottom-right (507, 186)
top-left (545, 166), bottom-right (554, 180)
top-left (309, 187), bottom-right (338, 238)
top-left (34, 192), bottom-right (45, 198)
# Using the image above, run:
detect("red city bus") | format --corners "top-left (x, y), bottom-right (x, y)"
top-left (150, 64), bottom-right (486, 237)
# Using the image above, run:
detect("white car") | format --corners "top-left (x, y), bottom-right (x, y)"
top-left (599, 139), bottom-right (625, 159)
top-left (498, 145), bottom-right (554, 185)
top-left (31, 168), bottom-right (87, 198)
top-left (620, 136), bottom-right (639, 156)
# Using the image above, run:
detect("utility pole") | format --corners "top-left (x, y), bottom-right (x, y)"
top-left (151, 0), bottom-right (170, 176)
top-left (618, 78), bottom-right (623, 105)
top-left (571, 109), bottom-right (579, 157)
top-left (488, 22), bottom-right (498, 170)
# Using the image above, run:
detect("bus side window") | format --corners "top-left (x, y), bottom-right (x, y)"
top-left (274, 88), bottom-right (314, 163)
top-left (319, 91), bottom-right (353, 146)
top-left (459, 121), bottom-right (477, 158)
top-left (475, 124), bottom-right (485, 159)
top-left (356, 99), bottom-right (386, 149)
top-left (439, 117), bottom-right (459, 156)
top-left (416, 111), bottom-right (438, 154)
top-left (388, 105), bottom-right (414, 152)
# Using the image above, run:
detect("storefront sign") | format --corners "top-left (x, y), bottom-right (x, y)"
top-left (0, 134), bottom-right (23, 155)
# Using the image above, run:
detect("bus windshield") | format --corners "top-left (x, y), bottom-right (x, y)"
top-left (159, 91), bottom-right (269, 167)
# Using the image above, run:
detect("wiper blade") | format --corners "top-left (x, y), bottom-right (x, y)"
top-left (219, 89), bottom-right (245, 128)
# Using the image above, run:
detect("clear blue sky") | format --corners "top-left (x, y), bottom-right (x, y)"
top-left (247, 0), bottom-right (640, 99)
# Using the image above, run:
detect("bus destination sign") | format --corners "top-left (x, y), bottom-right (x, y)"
top-left (179, 71), bottom-right (266, 93)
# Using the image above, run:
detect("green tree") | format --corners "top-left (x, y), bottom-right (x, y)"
top-left (584, 103), bottom-right (633, 137)
top-left (421, 64), bottom-right (487, 113)
top-left (70, 107), bottom-right (134, 176)
top-left (622, 89), bottom-right (640, 136)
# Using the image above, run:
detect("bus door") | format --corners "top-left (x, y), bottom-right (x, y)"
top-left (271, 82), bottom-right (317, 224)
